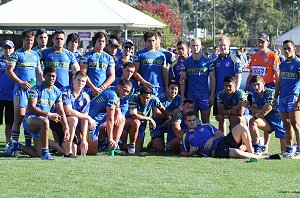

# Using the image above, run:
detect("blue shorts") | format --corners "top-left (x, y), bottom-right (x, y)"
top-left (150, 118), bottom-right (165, 139)
top-left (265, 114), bottom-right (286, 139)
top-left (187, 94), bottom-right (210, 111)
top-left (137, 120), bottom-right (147, 139)
top-left (91, 114), bottom-right (107, 141)
top-left (214, 132), bottom-right (242, 158)
top-left (22, 115), bottom-right (41, 139)
top-left (166, 124), bottom-right (176, 144)
top-left (278, 95), bottom-right (298, 113)
top-left (13, 89), bottom-right (29, 108)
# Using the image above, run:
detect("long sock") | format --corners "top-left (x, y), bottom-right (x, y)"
top-left (24, 130), bottom-right (32, 148)
top-left (11, 130), bottom-right (20, 141)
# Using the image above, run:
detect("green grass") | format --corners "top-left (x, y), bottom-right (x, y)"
top-left (0, 117), bottom-right (300, 197)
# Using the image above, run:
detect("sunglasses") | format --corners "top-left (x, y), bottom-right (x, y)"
top-left (123, 45), bottom-right (133, 50)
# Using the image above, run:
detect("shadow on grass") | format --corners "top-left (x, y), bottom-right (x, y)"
top-left (278, 191), bottom-right (300, 194)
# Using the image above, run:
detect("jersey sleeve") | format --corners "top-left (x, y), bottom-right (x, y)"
top-left (69, 51), bottom-right (78, 66)
top-left (265, 89), bottom-right (275, 105)
top-left (108, 55), bottom-right (115, 68)
top-left (8, 51), bottom-right (18, 65)
top-left (106, 92), bottom-right (118, 110)
top-left (238, 90), bottom-right (247, 102)
top-left (153, 96), bottom-right (163, 108)
top-left (28, 85), bottom-right (39, 99)
top-left (61, 90), bottom-right (71, 106)
top-left (55, 90), bottom-right (62, 103)
top-left (129, 94), bottom-right (138, 110)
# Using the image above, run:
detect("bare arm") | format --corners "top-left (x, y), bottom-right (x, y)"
top-left (162, 66), bottom-right (169, 91)
top-left (180, 71), bottom-right (187, 99)
top-left (235, 73), bottom-right (242, 90)
top-left (102, 67), bottom-right (115, 89)
top-left (106, 107), bottom-right (116, 146)
top-left (133, 62), bottom-right (154, 88)
top-left (6, 63), bottom-right (30, 89)
top-left (209, 71), bottom-right (216, 105)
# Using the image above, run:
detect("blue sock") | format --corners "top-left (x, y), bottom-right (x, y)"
top-left (42, 148), bottom-right (49, 156)
top-left (296, 147), bottom-right (300, 153)
top-left (24, 130), bottom-right (32, 148)
top-left (11, 130), bottom-right (20, 141)
top-left (254, 143), bottom-right (261, 148)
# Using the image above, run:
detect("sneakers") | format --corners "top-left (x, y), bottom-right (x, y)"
top-left (291, 152), bottom-right (300, 160)
top-left (281, 151), bottom-right (294, 158)
top-left (41, 153), bottom-right (54, 160)
top-left (254, 144), bottom-right (263, 155)
top-left (128, 144), bottom-right (135, 155)
top-left (5, 140), bottom-right (20, 157)
top-left (262, 145), bottom-right (268, 154)
top-left (5, 141), bottom-right (14, 156)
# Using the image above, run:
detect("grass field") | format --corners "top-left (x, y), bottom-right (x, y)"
top-left (0, 118), bottom-right (300, 197)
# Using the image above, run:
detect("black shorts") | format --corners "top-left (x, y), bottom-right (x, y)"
top-left (50, 120), bottom-right (78, 146)
top-left (213, 97), bottom-right (218, 116)
top-left (0, 100), bottom-right (14, 125)
top-left (214, 132), bottom-right (242, 158)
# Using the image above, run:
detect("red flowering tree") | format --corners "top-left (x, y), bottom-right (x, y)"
top-left (137, 1), bottom-right (182, 46)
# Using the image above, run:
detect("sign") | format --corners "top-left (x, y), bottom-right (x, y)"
top-left (78, 32), bottom-right (92, 41)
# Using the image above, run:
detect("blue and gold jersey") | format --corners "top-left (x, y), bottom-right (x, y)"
top-left (212, 53), bottom-right (243, 94)
top-left (114, 56), bottom-right (133, 78)
top-left (217, 89), bottom-right (247, 110)
top-left (89, 89), bottom-right (119, 121)
top-left (80, 50), bottom-right (115, 88)
top-left (60, 85), bottom-right (90, 113)
top-left (28, 82), bottom-right (62, 114)
top-left (73, 51), bottom-right (82, 63)
top-left (279, 56), bottom-right (300, 99)
top-left (40, 47), bottom-right (77, 88)
top-left (159, 48), bottom-right (173, 66)
top-left (0, 55), bottom-right (14, 101)
top-left (8, 48), bottom-right (40, 92)
top-left (182, 54), bottom-right (214, 95)
top-left (180, 124), bottom-right (222, 156)
top-left (133, 48), bottom-right (166, 89)
top-left (252, 87), bottom-right (281, 120)
top-left (169, 57), bottom-right (184, 83)
top-left (129, 93), bottom-right (162, 117)
top-left (157, 93), bottom-right (183, 114)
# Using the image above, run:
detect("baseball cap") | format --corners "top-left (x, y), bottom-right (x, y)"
top-left (123, 39), bottom-right (134, 46)
top-left (258, 33), bottom-right (269, 42)
top-left (108, 39), bottom-right (119, 46)
top-left (2, 40), bottom-right (15, 48)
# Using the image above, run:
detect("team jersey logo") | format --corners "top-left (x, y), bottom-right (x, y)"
top-left (225, 62), bottom-right (230, 67)
top-left (264, 58), bottom-right (269, 63)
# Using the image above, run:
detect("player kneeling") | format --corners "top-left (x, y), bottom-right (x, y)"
top-left (180, 111), bottom-right (281, 160)
top-left (5, 67), bottom-right (69, 160)
top-left (88, 80), bottom-right (132, 155)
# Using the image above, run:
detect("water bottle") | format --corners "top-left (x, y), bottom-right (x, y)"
top-left (108, 146), bottom-right (115, 156)
top-left (23, 78), bottom-right (36, 91)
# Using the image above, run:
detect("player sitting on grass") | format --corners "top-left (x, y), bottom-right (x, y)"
top-left (148, 80), bottom-right (183, 152)
top-left (180, 111), bottom-right (281, 160)
top-left (248, 75), bottom-right (286, 154)
top-left (5, 66), bottom-right (69, 160)
top-left (49, 71), bottom-right (96, 157)
top-left (121, 86), bottom-right (171, 154)
top-left (216, 76), bottom-right (250, 134)
top-left (87, 79), bottom-right (132, 155)
top-left (166, 99), bottom-right (200, 153)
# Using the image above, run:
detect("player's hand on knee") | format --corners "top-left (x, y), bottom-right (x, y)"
top-left (47, 112), bottom-right (61, 123)
top-left (149, 118), bottom-right (156, 129)
top-left (88, 117), bottom-right (96, 129)
top-left (204, 138), bottom-right (213, 150)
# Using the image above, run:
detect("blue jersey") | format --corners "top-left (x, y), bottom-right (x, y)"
top-left (89, 89), bottom-right (119, 124)
top-left (180, 124), bottom-right (222, 156)
top-left (0, 55), bottom-right (14, 101)
top-left (81, 50), bottom-right (115, 88)
top-left (27, 82), bottom-right (62, 115)
top-left (212, 53), bottom-right (243, 94)
top-left (182, 55), bottom-right (214, 96)
top-left (128, 94), bottom-right (163, 117)
top-left (153, 93), bottom-right (183, 125)
top-left (110, 78), bottom-right (138, 115)
top-left (252, 87), bottom-right (281, 122)
top-left (8, 48), bottom-right (40, 92)
top-left (114, 56), bottom-right (133, 78)
top-left (209, 53), bottom-right (219, 60)
top-left (217, 89), bottom-right (247, 110)
top-left (73, 51), bottom-right (82, 63)
top-left (169, 57), bottom-right (184, 83)
top-left (60, 85), bottom-right (90, 113)
top-left (159, 48), bottom-right (173, 66)
top-left (32, 46), bottom-right (45, 70)
top-left (40, 47), bottom-right (77, 88)
top-left (279, 56), bottom-right (300, 99)
top-left (133, 48), bottom-right (166, 89)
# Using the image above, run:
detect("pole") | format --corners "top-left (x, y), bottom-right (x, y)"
top-left (213, 0), bottom-right (216, 46)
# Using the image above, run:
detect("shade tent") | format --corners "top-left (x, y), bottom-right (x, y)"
top-left (0, 0), bottom-right (166, 38)
top-left (275, 25), bottom-right (300, 46)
